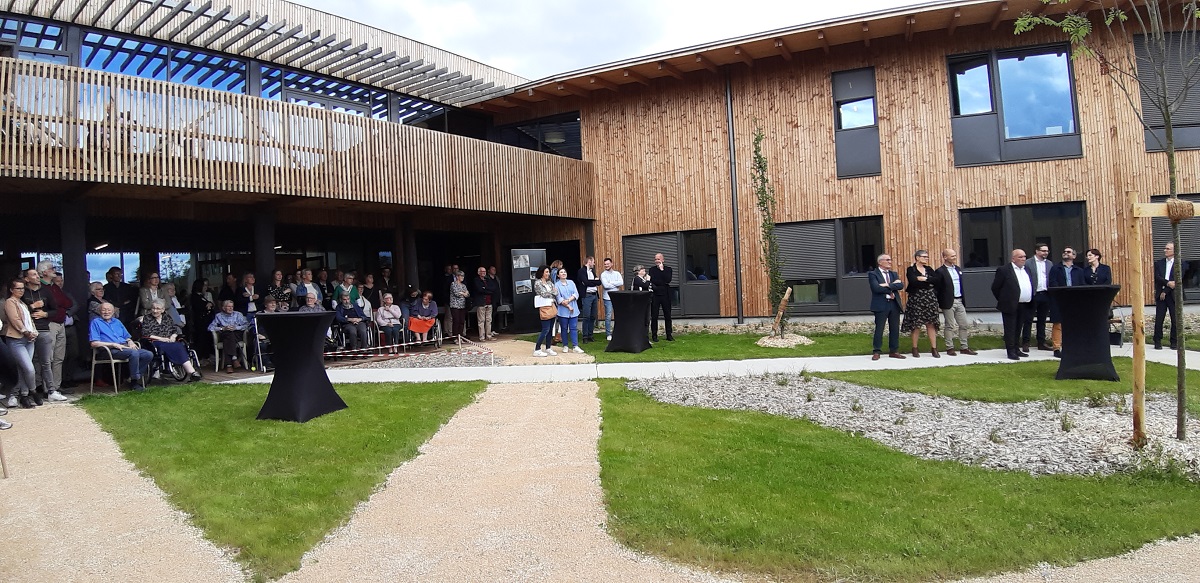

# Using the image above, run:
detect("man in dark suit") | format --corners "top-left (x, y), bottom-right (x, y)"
top-left (574, 257), bottom-right (602, 343)
top-left (1024, 243), bottom-right (1053, 351)
top-left (868, 254), bottom-right (906, 360)
top-left (992, 249), bottom-right (1035, 360)
top-left (648, 253), bottom-right (674, 341)
top-left (934, 249), bottom-right (976, 356)
top-left (1047, 247), bottom-right (1084, 358)
top-left (1153, 242), bottom-right (1179, 350)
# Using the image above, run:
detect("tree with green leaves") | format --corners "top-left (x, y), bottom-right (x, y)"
top-left (751, 126), bottom-right (787, 337)
top-left (1016, 0), bottom-right (1199, 440)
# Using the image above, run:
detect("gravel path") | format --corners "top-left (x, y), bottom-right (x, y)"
top-left (0, 404), bottom-right (245, 583)
top-left (958, 534), bottom-right (1200, 583)
top-left (279, 381), bottom-right (728, 583)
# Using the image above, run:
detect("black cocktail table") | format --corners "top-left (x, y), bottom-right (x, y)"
top-left (253, 312), bottom-right (348, 422)
top-left (1049, 284), bottom-right (1120, 381)
top-left (605, 290), bottom-right (652, 353)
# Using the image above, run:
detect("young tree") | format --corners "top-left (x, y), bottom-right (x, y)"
top-left (751, 127), bottom-right (787, 336)
top-left (1016, 0), bottom-right (1199, 440)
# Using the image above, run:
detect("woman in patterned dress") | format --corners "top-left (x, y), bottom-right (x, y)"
top-left (266, 270), bottom-right (292, 312)
top-left (900, 249), bottom-right (942, 358)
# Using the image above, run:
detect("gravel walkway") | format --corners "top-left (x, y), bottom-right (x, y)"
top-left (0, 404), bottom-right (245, 583)
top-left (278, 381), bottom-right (727, 583)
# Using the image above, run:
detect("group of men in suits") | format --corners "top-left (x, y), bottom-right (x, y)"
top-left (868, 249), bottom-right (982, 360)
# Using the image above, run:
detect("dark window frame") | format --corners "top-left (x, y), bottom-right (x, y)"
top-left (958, 201), bottom-right (1089, 271)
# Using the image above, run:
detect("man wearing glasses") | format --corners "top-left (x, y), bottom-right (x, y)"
top-left (868, 254), bottom-right (906, 360)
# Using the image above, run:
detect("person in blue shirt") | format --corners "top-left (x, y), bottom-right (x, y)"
top-left (554, 268), bottom-right (583, 354)
top-left (207, 300), bottom-right (249, 373)
top-left (89, 302), bottom-right (154, 388)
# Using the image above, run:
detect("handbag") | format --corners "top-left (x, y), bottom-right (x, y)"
top-left (539, 305), bottom-right (557, 320)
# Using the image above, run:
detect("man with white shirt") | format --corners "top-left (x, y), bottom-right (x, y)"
top-left (868, 254), bottom-right (906, 360)
top-left (992, 249), bottom-right (1034, 361)
top-left (934, 249), bottom-right (976, 356)
top-left (599, 258), bottom-right (624, 342)
top-left (1153, 242), bottom-right (1179, 350)
top-left (1023, 243), bottom-right (1053, 351)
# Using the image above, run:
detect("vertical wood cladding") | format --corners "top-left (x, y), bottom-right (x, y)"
top-left (574, 23), bottom-right (1200, 316)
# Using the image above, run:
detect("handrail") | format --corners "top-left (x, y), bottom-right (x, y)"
top-left (0, 57), bottom-right (595, 219)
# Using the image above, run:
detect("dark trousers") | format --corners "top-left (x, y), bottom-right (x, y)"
top-left (1154, 295), bottom-right (1178, 347)
top-left (450, 307), bottom-right (467, 337)
top-left (215, 329), bottom-right (243, 367)
top-left (1023, 291), bottom-right (1050, 345)
top-left (872, 302), bottom-right (901, 353)
top-left (650, 293), bottom-right (673, 339)
top-left (1003, 303), bottom-right (1033, 355)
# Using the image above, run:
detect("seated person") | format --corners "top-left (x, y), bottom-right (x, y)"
top-left (253, 296), bottom-right (279, 370)
top-left (374, 292), bottom-right (404, 354)
top-left (89, 302), bottom-right (155, 388)
top-left (297, 292), bottom-right (324, 313)
top-left (140, 300), bottom-right (201, 382)
top-left (409, 291), bottom-right (438, 343)
top-left (207, 300), bottom-right (249, 373)
top-left (335, 292), bottom-right (370, 355)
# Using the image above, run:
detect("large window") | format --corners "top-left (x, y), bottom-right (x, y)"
top-left (836, 97), bottom-right (876, 130)
top-left (842, 216), bottom-right (884, 274)
top-left (959, 202), bottom-right (1087, 269)
top-left (1135, 33), bottom-right (1200, 151)
top-left (82, 32), bottom-right (170, 80)
top-left (832, 68), bottom-right (881, 178)
top-left (948, 45), bottom-right (1081, 166)
top-left (683, 230), bottom-right (718, 281)
top-left (170, 50), bottom-right (246, 93)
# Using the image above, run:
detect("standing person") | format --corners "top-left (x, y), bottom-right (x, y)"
top-left (22, 269), bottom-right (63, 401)
top-left (208, 300), bottom-right (250, 373)
top-left (900, 250), bottom-right (941, 358)
top-left (189, 278), bottom-right (215, 359)
top-left (1082, 248), bottom-right (1113, 285)
top-left (90, 302), bottom-right (155, 389)
top-left (374, 293), bottom-right (405, 354)
top-left (448, 270), bottom-right (469, 339)
top-left (470, 267), bottom-right (495, 342)
top-left (1154, 242), bottom-right (1179, 350)
top-left (487, 266), bottom-right (502, 337)
top-left (4, 278), bottom-right (41, 408)
top-left (1048, 247), bottom-right (1084, 358)
top-left (630, 265), bottom-right (652, 339)
top-left (137, 272), bottom-right (164, 317)
top-left (217, 272), bottom-right (238, 307)
top-left (555, 268), bottom-right (584, 353)
top-left (163, 282), bottom-right (185, 327)
top-left (869, 254), bottom-right (906, 360)
top-left (599, 258), bottom-right (624, 342)
top-left (39, 262), bottom-right (75, 391)
top-left (335, 272), bottom-right (359, 305)
top-left (295, 269), bottom-right (323, 307)
top-left (103, 266), bottom-right (136, 326)
top-left (236, 272), bottom-right (261, 316)
top-left (575, 256), bottom-right (602, 343)
top-left (934, 249), bottom-right (975, 356)
top-left (549, 260), bottom-right (564, 343)
top-left (1024, 243), bottom-right (1053, 352)
top-left (648, 253), bottom-right (674, 342)
top-left (317, 269), bottom-right (335, 310)
top-left (532, 266), bottom-right (558, 357)
top-left (992, 249), bottom-right (1035, 361)
top-left (50, 272), bottom-right (83, 388)
top-left (379, 267), bottom-right (397, 299)
top-left (266, 270), bottom-right (293, 312)
top-left (361, 273), bottom-right (382, 312)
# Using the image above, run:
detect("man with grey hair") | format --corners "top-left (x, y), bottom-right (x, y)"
top-left (24, 267), bottom-right (67, 401)
top-left (868, 254), bottom-right (905, 360)
top-left (934, 249), bottom-right (976, 356)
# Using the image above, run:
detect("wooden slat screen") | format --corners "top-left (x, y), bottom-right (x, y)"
top-left (0, 57), bottom-right (594, 218)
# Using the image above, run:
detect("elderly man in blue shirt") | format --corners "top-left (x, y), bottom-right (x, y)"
top-left (208, 299), bottom-right (249, 373)
top-left (89, 302), bottom-right (155, 388)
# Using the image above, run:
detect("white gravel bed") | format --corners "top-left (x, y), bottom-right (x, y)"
top-left (346, 351), bottom-right (504, 368)
top-left (629, 374), bottom-right (1200, 480)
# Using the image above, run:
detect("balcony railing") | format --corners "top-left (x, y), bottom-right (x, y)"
top-left (0, 58), bottom-right (594, 218)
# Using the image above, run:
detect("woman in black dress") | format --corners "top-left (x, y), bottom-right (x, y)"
top-left (900, 250), bottom-right (942, 358)
top-left (189, 278), bottom-right (215, 359)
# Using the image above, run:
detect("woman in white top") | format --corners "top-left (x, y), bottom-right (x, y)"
top-left (374, 293), bottom-right (405, 354)
top-left (3, 277), bottom-right (39, 408)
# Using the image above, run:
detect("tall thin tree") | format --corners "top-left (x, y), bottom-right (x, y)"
top-left (752, 126), bottom-right (787, 336)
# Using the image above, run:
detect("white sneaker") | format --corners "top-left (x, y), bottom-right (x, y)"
top-left (546, 348), bottom-right (557, 356)
top-left (5, 396), bottom-right (17, 408)
top-left (47, 390), bottom-right (68, 402)
top-left (572, 346), bottom-right (584, 354)
top-left (0, 418), bottom-right (10, 430)
top-left (533, 350), bottom-right (547, 357)
top-left (606, 335), bottom-right (612, 341)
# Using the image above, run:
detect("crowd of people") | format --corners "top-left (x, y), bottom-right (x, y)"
top-left (869, 244), bottom-right (1122, 361)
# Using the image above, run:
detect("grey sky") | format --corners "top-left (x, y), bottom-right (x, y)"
top-left (289, 0), bottom-right (908, 80)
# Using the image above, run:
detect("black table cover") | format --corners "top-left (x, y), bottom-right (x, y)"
top-left (254, 312), bottom-right (347, 422)
top-left (606, 291), bottom-right (652, 353)
top-left (1049, 285), bottom-right (1120, 382)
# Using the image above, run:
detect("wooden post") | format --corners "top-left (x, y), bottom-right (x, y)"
top-left (772, 287), bottom-right (792, 337)
top-left (1127, 190), bottom-right (1147, 447)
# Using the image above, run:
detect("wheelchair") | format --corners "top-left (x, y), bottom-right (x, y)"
top-left (402, 317), bottom-right (443, 350)
top-left (142, 339), bottom-right (201, 382)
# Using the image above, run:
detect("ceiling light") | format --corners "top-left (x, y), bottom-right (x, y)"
top-left (544, 130), bottom-right (566, 144)
top-left (94, 243), bottom-right (109, 250)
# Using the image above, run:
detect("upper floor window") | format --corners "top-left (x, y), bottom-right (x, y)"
top-left (1134, 33), bottom-right (1200, 152)
top-left (170, 50), bottom-right (246, 93)
top-left (18, 21), bottom-right (64, 51)
top-left (947, 45), bottom-right (1081, 166)
top-left (82, 32), bottom-right (169, 80)
top-left (262, 66), bottom-right (390, 120)
top-left (831, 67), bottom-right (881, 179)
top-left (836, 97), bottom-right (876, 130)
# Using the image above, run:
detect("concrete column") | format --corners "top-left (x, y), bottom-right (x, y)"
top-left (60, 203), bottom-right (89, 303)
top-left (403, 220), bottom-right (419, 289)
top-left (254, 207), bottom-right (277, 279)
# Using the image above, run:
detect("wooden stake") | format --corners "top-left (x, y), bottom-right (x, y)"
top-left (1127, 190), bottom-right (1147, 447)
top-left (772, 287), bottom-right (792, 337)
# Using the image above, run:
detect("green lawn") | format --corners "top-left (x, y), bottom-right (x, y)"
top-left (820, 357), bottom-right (1200, 416)
top-left (515, 331), bottom-right (1007, 362)
top-left (597, 379), bottom-right (1200, 582)
top-left (79, 381), bottom-right (485, 581)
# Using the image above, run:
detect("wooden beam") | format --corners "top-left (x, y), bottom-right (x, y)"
top-left (127, 0), bottom-right (166, 32)
top-left (658, 61), bottom-right (684, 79)
top-left (475, 102), bottom-right (508, 114)
top-left (733, 45), bottom-right (753, 67)
top-left (622, 69), bottom-right (650, 85)
top-left (1126, 190), bottom-right (1148, 447)
top-left (1133, 201), bottom-right (1198, 218)
top-left (247, 23), bottom-right (304, 59)
top-left (267, 30), bottom-right (320, 61)
top-left (774, 38), bottom-right (792, 61)
top-left (48, 0), bottom-right (66, 19)
top-left (184, 6), bottom-right (233, 43)
top-left (556, 82), bottom-right (590, 98)
top-left (233, 20), bottom-right (288, 54)
top-left (947, 8), bottom-right (961, 36)
top-left (817, 30), bottom-right (830, 54)
top-left (862, 22), bottom-right (870, 48)
top-left (166, 0), bottom-right (213, 40)
top-left (695, 54), bottom-right (719, 73)
top-left (589, 76), bottom-right (619, 91)
top-left (147, 0), bottom-right (191, 37)
top-left (991, 1), bottom-right (1009, 30)
top-left (904, 16), bottom-right (916, 42)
